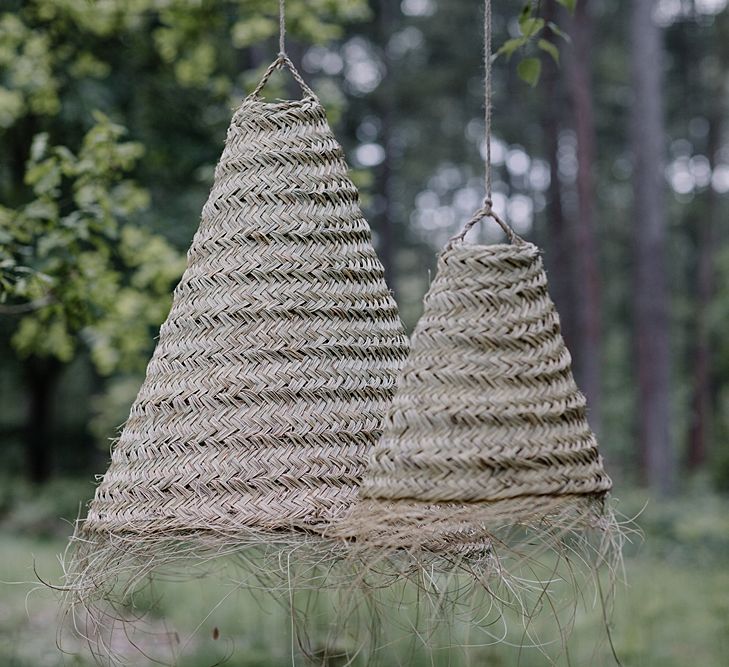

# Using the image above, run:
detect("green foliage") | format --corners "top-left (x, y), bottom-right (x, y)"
top-left (516, 56), bottom-right (542, 87)
top-left (495, 2), bottom-right (572, 86)
top-left (557, 0), bottom-right (577, 13)
top-left (0, 0), bottom-right (373, 466)
top-left (1, 113), bottom-right (184, 372)
top-left (0, 14), bottom-right (60, 126)
top-left (0, 475), bottom-right (94, 536)
top-left (49, 0), bottom-right (372, 95)
top-left (538, 37), bottom-right (560, 64)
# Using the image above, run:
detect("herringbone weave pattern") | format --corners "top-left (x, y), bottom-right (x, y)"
top-left (83, 94), bottom-right (408, 537)
top-left (360, 241), bottom-right (611, 507)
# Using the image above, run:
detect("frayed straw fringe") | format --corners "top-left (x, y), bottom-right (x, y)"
top-left (58, 523), bottom-right (352, 665)
top-left (57, 494), bottom-right (630, 665)
top-left (314, 493), bottom-right (630, 663)
top-left (55, 235), bottom-right (629, 663)
top-left (329, 493), bottom-right (620, 557)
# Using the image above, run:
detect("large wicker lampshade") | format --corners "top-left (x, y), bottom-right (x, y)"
top-left (65, 56), bottom-right (408, 624)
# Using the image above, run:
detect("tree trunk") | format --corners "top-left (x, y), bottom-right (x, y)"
top-left (568, 0), bottom-right (602, 432)
top-left (630, 0), bottom-right (674, 494)
top-left (687, 16), bottom-right (727, 469)
top-left (374, 0), bottom-right (397, 293)
top-left (24, 358), bottom-right (62, 484)
top-left (687, 170), bottom-right (714, 469)
top-left (541, 0), bottom-right (579, 376)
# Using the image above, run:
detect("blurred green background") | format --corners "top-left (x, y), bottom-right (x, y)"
top-left (1, 0), bottom-right (729, 664)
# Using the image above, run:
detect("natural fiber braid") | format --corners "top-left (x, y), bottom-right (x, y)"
top-left (361, 242), bottom-right (611, 506)
top-left (83, 83), bottom-right (408, 537)
top-left (248, 0), bottom-right (317, 99)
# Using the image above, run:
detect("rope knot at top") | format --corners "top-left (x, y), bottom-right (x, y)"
top-left (446, 199), bottom-right (523, 250)
top-left (247, 54), bottom-right (316, 100)
top-left (447, 0), bottom-right (522, 250)
top-left (245, 0), bottom-right (317, 101)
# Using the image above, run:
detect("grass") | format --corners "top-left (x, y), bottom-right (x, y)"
top-left (1, 488), bottom-right (728, 666)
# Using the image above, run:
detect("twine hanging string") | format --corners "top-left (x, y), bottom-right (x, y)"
top-left (279, 0), bottom-right (286, 55)
top-left (484, 0), bottom-right (493, 206)
top-left (448, 0), bottom-right (521, 247)
top-left (249, 0), bottom-right (316, 99)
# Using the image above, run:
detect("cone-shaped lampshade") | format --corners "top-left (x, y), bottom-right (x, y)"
top-left (332, 238), bottom-right (620, 653)
top-left (360, 240), bottom-right (611, 509)
top-left (83, 94), bottom-right (408, 538)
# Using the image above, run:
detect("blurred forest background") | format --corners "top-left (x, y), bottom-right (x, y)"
top-left (1, 0), bottom-right (729, 665)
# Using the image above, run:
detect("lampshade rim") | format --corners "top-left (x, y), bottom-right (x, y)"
top-left (241, 94), bottom-right (319, 109)
top-left (441, 240), bottom-right (540, 259)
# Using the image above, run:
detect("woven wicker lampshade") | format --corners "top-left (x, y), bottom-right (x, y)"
top-left (337, 226), bottom-right (615, 553)
top-left (68, 56), bottom-right (408, 593)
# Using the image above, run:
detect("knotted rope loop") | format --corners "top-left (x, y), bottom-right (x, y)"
top-left (450, 0), bottom-right (520, 246)
top-left (447, 199), bottom-right (523, 250)
top-left (248, 52), bottom-right (317, 100)
top-left (247, 0), bottom-right (317, 100)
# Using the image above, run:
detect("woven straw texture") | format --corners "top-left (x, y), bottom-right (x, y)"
top-left (82, 93), bottom-right (408, 538)
top-left (359, 241), bottom-right (611, 511)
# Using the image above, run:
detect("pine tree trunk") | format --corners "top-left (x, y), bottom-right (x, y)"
top-left (630, 0), bottom-right (675, 494)
top-left (687, 19), bottom-right (727, 469)
top-left (687, 173), bottom-right (714, 469)
top-left (568, 0), bottom-right (602, 432)
top-left (541, 0), bottom-right (579, 361)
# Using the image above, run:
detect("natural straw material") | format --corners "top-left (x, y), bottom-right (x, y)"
top-left (61, 63), bottom-right (409, 647)
top-left (83, 92), bottom-right (407, 538)
top-left (60, 59), bottom-right (409, 660)
top-left (338, 239), bottom-right (612, 549)
top-left (58, 0), bottom-right (408, 649)
top-left (366, 242), bottom-right (610, 504)
top-left (326, 231), bottom-right (623, 661)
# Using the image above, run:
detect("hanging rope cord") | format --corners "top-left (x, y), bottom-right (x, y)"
top-left (249, 0), bottom-right (316, 99)
top-left (448, 0), bottom-right (521, 247)
top-left (279, 0), bottom-right (286, 54)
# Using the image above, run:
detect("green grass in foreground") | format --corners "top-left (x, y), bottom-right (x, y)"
top-left (1, 489), bottom-right (728, 666)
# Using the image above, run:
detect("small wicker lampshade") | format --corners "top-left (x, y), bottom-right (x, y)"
top-left (336, 220), bottom-right (616, 555)
top-left (65, 57), bottom-right (408, 615)
top-left (327, 221), bottom-right (622, 657)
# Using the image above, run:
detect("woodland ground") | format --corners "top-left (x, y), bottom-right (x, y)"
top-left (0, 484), bottom-right (727, 667)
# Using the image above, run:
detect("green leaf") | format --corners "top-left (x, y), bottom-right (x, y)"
top-left (519, 17), bottom-right (545, 38)
top-left (547, 21), bottom-right (572, 43)
top-left (517, 57), bottom-right (542, 87)
top-left (538, 39), bottom-right (560, 64)
top-left (496, 37), bottom-right (528, 60)
top-left (557, 0), bottom-right (577, 13)
top-left (29, 133), bottom-right (49, 162)
top-left (25, 158), bottom-right (61, 195)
